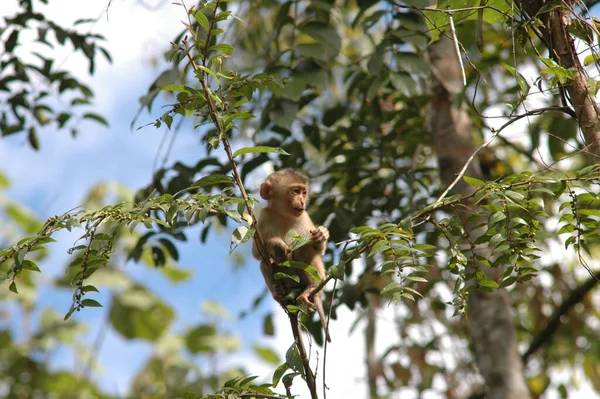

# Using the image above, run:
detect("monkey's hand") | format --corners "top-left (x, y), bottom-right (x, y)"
top-left (310, 226), bottom-right (329, 243)
top-left (310, 226), bottom-right (329, 251)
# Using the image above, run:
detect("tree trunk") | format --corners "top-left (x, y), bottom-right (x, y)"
top-left (427, 36), bottom-right (531, 399)
top-left (520, 0), bottom-right (600, 157)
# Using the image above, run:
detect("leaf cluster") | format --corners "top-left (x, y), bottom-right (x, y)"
top-left (1, 0), bottom-right (110, 148)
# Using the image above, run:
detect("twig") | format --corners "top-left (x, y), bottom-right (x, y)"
top-left (435, 105), bottom-right (575, 204)
top-left (289, 312), bottom-right (318, 399)
top-left (322, 277), bottom-right (337, 399)
top-left (435, 128), bottom-right (500, 203)
top-left (447, 7), bottom-right (466, 87)
top-left (522, 269), bottom-right (600, 361)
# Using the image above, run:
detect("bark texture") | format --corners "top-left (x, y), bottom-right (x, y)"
top-left (427, 36), bottom-right (531, 399)
top-left (520, 0), bottom-right (600, 158)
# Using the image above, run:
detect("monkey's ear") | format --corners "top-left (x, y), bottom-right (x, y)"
top-left (260, 182), bottom-right (272, 200)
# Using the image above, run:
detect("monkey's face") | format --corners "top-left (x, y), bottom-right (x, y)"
top-left (287, 184), bottom-right (308, 217)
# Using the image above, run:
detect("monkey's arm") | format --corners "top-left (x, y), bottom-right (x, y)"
top-left (258, 235), bottom-right (290, 303)
top-left (251, 239), bottom-right (262, 260)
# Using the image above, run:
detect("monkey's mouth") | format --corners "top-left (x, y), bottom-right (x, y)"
top-left (292, 207), bottom-right (305, 214)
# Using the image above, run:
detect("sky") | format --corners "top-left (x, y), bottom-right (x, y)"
top-left (1, 1), bottom-right (598, 399)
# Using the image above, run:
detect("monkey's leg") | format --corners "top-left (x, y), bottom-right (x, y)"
top-left (260, 261), bottom-right (286, 303)
top-left (296, 288), bottom-right (316, 308)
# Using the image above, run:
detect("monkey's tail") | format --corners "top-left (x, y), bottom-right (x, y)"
top-left (316, 299), bottom-right (332, 343)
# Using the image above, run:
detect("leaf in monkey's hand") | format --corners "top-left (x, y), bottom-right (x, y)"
top-left (286, 230), bottom-right (311, 251)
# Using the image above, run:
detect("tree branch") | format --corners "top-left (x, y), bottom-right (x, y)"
top-left (522, 269), bottom-right (600, 362)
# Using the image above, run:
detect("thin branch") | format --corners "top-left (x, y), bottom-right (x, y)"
top-left (447, 8), bottom-right (466, 87)
top-left (435, 105), bottom-right (576, 204)
top-left (289, 312), bottom-right (319, 399)
top-left (522, 269), bottom-right (600, 362)
top-left (322, 278), bottom-right (337, 399)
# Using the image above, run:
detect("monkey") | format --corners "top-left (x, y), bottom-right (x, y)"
top-left (252, 169), bottom-right (331, 343)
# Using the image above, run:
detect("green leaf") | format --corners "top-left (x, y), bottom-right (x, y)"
top-left (263, 313), bottom-right (274, 336)
top-left (185, 324), bottom-right (216, 353)
top-left (110, 286), bottom-right (175, 341)
top-left (192, 10), bottom-right (210, 31)
top-left (489, 211), bottom-right (506, 225)
top-left (296, 42), bottom-right (331, 62)
top-left (286, 232), bottom-right (312, 251)
top-left (556, 224), bottom-right (575, 235)
top-left (463, 175), bottom-right (485, 187)
top-left (159, 238), bottom-right (179, 261)
top-left (161, 266), bottom-right (193, 283)
top-left (405, 275), bottom-right (427, 283)
top-left (233, 146), bottom-right (290, 158)
top-left (368, 239), bottom-right (390, 257)
top-left (230, 226), bottom-right (254, 254)
top-left (81, 299), bottom-right (103, 307)
top-left (504, 64), bottom-right (531, 97)
top-left (64, 306), bottom-right (75, 321)
top-left (0, 172), bottom-right (9, 188)
top-left (298, 21), bottom-right (341, 54)
top-left (160, 84), bottom-right (189, 92)
top-left (389, 72), bottom-right (418, 97)
top-left (190, 174), bottom-right (234, 188)
top-left (5, 30), bottom-right (19, 52)
top-left (269, 99), bottom-right (298, 130)
top-left (253, 344), bottom-right (280, 365)
top-left (395, 52), bottom-right (430, 77)
top-left (208, 43), bottom-right (235, 53)
top-left (402, 286), bottom-right (423, 298)
top-left (82, 285), bottom-right (99, 293)
top-left (274, 272), bottom-right (300, 283)
top-left (9, 281), bottom-right (18, 294)
top-left (285, 344), bottom-right (303, 372)
top-left (197, 65), bottom-right (218, 80)
top-left (21, 260), bottom-right (40, 272)
top-left (381, 281), bottom-right (401, 295)
top-left (83, 113), bottom-right (108, 126)
top-left (583, 54), bottom-right (600, 67)
top-left (272, 363), bottom-right (290, 387)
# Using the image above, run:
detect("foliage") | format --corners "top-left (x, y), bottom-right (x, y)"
top-left (2, 0), bottom-right (600, 397)
top-left (0, 0), bottom-right (110, 148)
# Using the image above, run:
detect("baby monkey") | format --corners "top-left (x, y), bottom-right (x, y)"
top-left (252, 169), bottom-right (331, 343)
